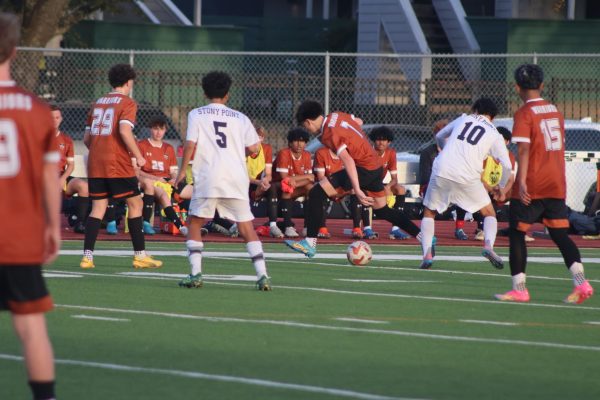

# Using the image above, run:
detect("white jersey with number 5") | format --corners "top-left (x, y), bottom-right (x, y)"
top-left (186, 103), bottom-right (259, 199)
top-left (432, 113), bottom-right (511, 186)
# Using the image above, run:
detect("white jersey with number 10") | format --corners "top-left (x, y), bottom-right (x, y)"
top-left (186, 103), bottom-right (259, 199)
top-left (432, 113), bottom-right (511, 186)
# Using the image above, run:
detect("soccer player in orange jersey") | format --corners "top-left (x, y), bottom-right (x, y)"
top-left (272, 128), bottom-right (314, 238)
top-left (285, 101), bottom-right (422, 258)
top-left (368, 126), bottom-right (410, 240)
top-left (80, 64), bottom-right (162, 269)
top-left (50, 105), bottom-right (89, 234)
top-left (0, 12), bottom-right (59, 400)
top-left (136, 116), bottom-right (187, 236)
top-left (494, 64), bottom-right (593, 304)
top-left (313, 146), bottom-right (344, 238)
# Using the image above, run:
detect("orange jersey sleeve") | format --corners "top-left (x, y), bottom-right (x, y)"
top-left (263, 143), bottom-right (273, 166)
top-left (273, 148), bottom-right (292, 181)
top-left (320, 112), bottom-right (381, 171)
top-left (57, 131), bottom-right (74, 173)
top-left (86, 93), bottom-right (138, 178)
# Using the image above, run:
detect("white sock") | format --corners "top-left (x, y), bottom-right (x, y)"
top-left (186, 240), bottom-right (203, 276)
top-left (420, 217), bottom-right (435, 258)
top-left (269, 221), bottom-right (277, 227)
top-left (364, 225), bottom-right (372, 231)
top-left (391, 226), bottom-right (399, 231)
top-left (134, 250), bottom-right (146, 258)
top-left (483, 216), bottom-right (498, 249)
top-left (306, 237), bottom-right (317, 248)
top-left (569, 262), bottom-right (586, 286)
top-left (512, 273), bottom-right (526, 292)
top-left (247, 241), bottom-right (267, 278)
top-left (84, 249), bottom-right (93, 260)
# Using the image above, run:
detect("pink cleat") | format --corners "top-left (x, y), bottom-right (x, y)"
top-left (564, 281), bottom-right (594, 304)
top-left (494, 289), bottom-right (530, 302)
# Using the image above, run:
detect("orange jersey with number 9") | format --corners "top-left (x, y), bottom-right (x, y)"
top-left (85, 92), bottom-right (137, 178)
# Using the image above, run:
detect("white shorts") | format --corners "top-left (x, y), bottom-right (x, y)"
top-left (423, 175), bottom-right (491, 214)
top-left (189, 197), bottom-right (254, 222)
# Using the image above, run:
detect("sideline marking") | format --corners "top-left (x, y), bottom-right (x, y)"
top-left (50, 269), bottom-right (600, 312)
top-left (55, 304), bottom-right (600, 352)
top-left (336, 279), bottom-right (437, 283)
top-left (459, 319), bottom-right (518, 327)
top-left (335, 318), bottom-right (390, 325)
top-left (119, 272), bottom-right (256, 281)
top-left (43, 273), bottom-right (83, 278)
top-left (0, 353), bottom-right (422, 400)
top-left (584, 321), bottom-right (600, 325)
top-left (58, 250), bottom-right (600, 264)
top-left (72, 314), bottom-right (130, 322)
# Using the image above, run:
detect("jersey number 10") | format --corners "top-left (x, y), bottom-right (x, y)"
top-left (456, 122), bottom-right (485, 145)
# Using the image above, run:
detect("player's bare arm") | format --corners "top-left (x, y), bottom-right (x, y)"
top-left (338, 149), bottom-right (373, 206)
top-left (60, 159), bottom-right (75, 187)
top-left (516, 141), bottom-right (531, 205)
top-left (42, 160), bottom-right (61, 265)
top-left (119, 122), bottom-right (146, 168)
top-left (83, 129), bottom-right (91, 149)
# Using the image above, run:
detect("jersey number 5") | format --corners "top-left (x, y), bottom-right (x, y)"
top-left (213, 121), bottom-right (227, 148)
top-left (91, 107), bottom-right (115, 136)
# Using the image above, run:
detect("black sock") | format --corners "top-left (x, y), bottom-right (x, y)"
top-left (350, 196), bottom-right (361, 228)
top-left (373, 206), bottom-right (420, 237)
top-left (76, 196), bottom-right (89, 222)
top-left (395, 194), bottom-right (405, 210)
top-left (548, 227), bottom-right (581, 268)
top-left (306, 185), bottom-right (328, 237)
top-left (128, 216), bottom-right (145, 252)
top-left (104, 201), bottom-right (116, 222)
top-left (163, 206), bottom-right (183, 228)
top-left (320, 199), bottom-right (329, 228)
top-left (455, 207), bottom-right (466, 221)
top-left (361, 206), bottom-right (371, 227)
top-left (142, 195), bottom-right (155, 222)
top-left (508, 228), bottom-right (527, 276)
top-left (268, 189), bottom-right (279, 223)
top-left (29, 380), bottom-right (55, 400)
top-left (282, 198), bottom-right (293, 227)
top-left (84, 217), bottom-right (101, 251)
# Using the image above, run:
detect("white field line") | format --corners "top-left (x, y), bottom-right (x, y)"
top-left (459, 320), bottom-right (518, 326)
top-left (58, 249), bottom-right (600, 284)
top-left (0, 354), bottom-right (422, 400)
top-left (44, 273), bottom-right (83, 278)
top-left (49, 269), bottom-right (600, 312)
top-left (72, 314), bottom-right (130, 322)
top-left (54, 304), bottom-right (600, 352)
top-left (120, 272), bottom-right (257, 281)
top-left (334, 318), bottom-right (390, 325)
top-left (58, 250), bottom-right (600, 264)
top-left (336, 279), bottom-right (438, 283)
top-left (583, 321), bottom-right (600, 325)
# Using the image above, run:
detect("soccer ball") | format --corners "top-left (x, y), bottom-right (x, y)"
top-left (346, 241), bottom-right (372, 266)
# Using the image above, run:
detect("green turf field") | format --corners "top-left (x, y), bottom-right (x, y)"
top-left (1, 241), bottom-right (599, 399)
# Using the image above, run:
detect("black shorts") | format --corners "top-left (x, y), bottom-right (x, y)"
top-left (328, 167), bottom-right (386, 197)
top-left (89, 177), bottom-right (141, 200)
top-left (509, 198), bottom-right (570, 232)
top-left (0, 265), bottom-right (53, 314)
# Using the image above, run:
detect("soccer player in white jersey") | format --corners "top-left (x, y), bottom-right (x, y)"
top-left (174, 71), bottom-right (271, 290)
top-left (419, 98), bottom-right (512, 270)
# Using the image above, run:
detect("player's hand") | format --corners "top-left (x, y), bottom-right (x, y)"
top-left (174, 172), bottom-right (186, 188)
top-left (136, 157), bottom-right (146, 168)
top-left (259, 178), bottom-right (271, 191)
top-left (43, 225), bottom-right (61, 265)
top-left (519, 182), bottom-right (531, 205)
top-left (355, 189), bottom-right (374, 206)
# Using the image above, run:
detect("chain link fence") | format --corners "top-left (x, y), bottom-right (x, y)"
top-left (13, 48), bottom-right (600, 210)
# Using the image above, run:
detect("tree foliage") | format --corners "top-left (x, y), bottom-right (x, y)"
top-left (0, 0), bottom-right (133, 47)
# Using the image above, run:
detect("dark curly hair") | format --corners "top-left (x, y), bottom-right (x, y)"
top-left (296, 100), bottom-right (323, 126)
top-left (368, 126), bottom-right (394, 142)
top-left (202, 71), bottom-right (232, 99)
top-left (514, 64), bottom-right (544, 90)
top-left (472, 97), bottom-right (498, 119)
top-left (497, 126), bottom-right (512, 142)
top-left (287, 128), bottom-right (310, 143)
top-left (108, 64), bottom-right (136, 88)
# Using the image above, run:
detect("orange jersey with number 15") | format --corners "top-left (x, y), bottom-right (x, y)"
top-left (511, 98), bottom-right (566, 199)
top-left (85, 92), bottom-right (137, 178)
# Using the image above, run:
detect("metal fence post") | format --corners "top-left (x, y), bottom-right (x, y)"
top-left (324, 52), bottom-right (330, 115)
top-left (130, 49), bottom-right (135, 98)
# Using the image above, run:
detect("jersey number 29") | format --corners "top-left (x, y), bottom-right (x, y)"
top-left (90, 107), bottom-right (115, 136)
